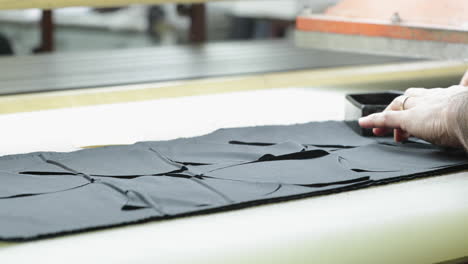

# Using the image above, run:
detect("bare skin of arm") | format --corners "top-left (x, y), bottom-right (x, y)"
top-left (455, 91), bottom-right (468, 150)
top-left (358, 71), bottom-right (468, 150)
top-left (461, 70), bottom-right (468, 86)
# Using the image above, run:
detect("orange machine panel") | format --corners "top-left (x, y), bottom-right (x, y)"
top-left (297, 0), bottom-right (468, 44)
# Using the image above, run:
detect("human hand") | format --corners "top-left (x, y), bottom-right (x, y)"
top-left (358, 85), bottom-right (468, 148)
top-left (461, 70), bottom-right (468, 86)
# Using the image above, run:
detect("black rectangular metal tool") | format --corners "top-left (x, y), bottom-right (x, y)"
top-left (345, 91), bottom-right (403, 136)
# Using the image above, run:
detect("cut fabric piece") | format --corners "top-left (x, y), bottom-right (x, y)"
top-left (230, 141), bottom-right (357, 150)
top-left (335, 142), bottom-right (467, 171)
top-left (0, 152), bottom-right (64, 174)
top-left (184, 162), bottom-right (246, 176)
top-left (183, 146), bottom-right (329, 177)
top-left (139, 141), bottom-right (306, 165)
top-left (122, 190), bottom-right (153, 211)
top-left (0, 183), bottom-right (160, 241)
top-left (198, 177), bottom-right (368, 203)
top-left (100, 176), bottom-right (228, 215)
top-left (195, 121), bottom-right (376, 147)
top-left (0, 120), bottom-right (466, 241)
top-left (25, 145), bottom-right (182, 177)
top-left (0, 171), bottom-right (88, 199)
top-left (204, 154), bottom-right (368, 186)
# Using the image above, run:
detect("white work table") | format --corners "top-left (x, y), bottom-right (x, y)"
top-left (0, 88), bottom-right (467, 263)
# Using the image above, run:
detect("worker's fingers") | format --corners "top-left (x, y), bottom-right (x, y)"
top-left (372, 104), bottom-right (394, 136)
top-left (381, 90), bottom-right (422, 114)
top-left (385, 95), bottom-right (418, 112)
top-left (359, 110), bottom-right (406, 129)
top-left (401, 131), bottom-right (410, 141)
top-left (371, 95), bottom-right (407, 136)
top-left (404, 87), bottom-right (429, 97)
top-left (373, 127), bottom-right (390, 136)
top-left (394, 128), bottom-right (402, 142)
top-left (361, 94), bottom-right (416, 136)
top-left (394, 128), bottom-right (410, 142)
top-left (373, 96), bottom-right (409, 135)
top-left (461, 70), bottom-right (468, 86)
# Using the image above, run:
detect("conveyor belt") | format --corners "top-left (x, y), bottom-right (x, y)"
top-left (0, 40), bottom-right (411, 95)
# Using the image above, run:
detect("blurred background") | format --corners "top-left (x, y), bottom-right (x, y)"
top-left (0, 0), bottom-right (466, 97)
top-left (0, 0), bottom-right (338, 55)
top-left (0, 0), bottom-right (464, 101)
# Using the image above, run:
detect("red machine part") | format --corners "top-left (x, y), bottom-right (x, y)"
top-left (296, 0), bottom-right (468, 44)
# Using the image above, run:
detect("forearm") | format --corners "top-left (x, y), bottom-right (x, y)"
top-left (454, 92), bottom-right (468, 150)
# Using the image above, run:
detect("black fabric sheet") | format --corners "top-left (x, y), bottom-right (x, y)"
top-left (0, 121), bottom-right (466, 241)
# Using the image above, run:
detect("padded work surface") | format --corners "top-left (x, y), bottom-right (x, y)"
top-left (0, 121), bottom-right (466, 241)
top-left (0, 40), bottom-right (410, 95)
